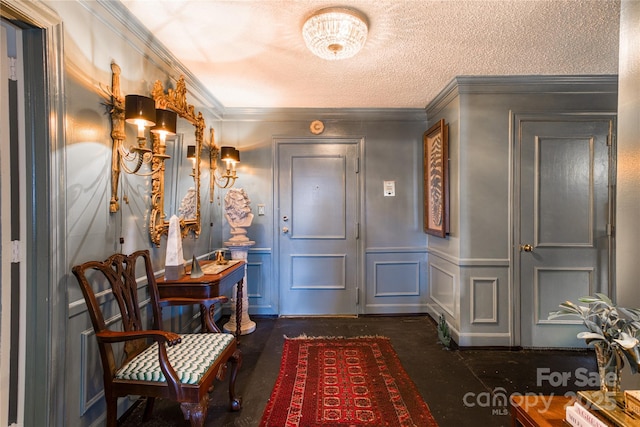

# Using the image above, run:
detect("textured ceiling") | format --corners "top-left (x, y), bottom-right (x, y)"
top-left (120, 0), bottom-right (620, 109)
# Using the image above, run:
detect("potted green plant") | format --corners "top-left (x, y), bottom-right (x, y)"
top-left (549, 293), bottom-right (640, 393)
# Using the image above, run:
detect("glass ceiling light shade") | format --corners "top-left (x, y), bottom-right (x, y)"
top-left (302, 7), bottom-right (368, 60)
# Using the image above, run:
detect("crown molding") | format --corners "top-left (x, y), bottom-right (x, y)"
top-left (426, 74), bottom-right (618, 117)
top-left (93, 0), bottom-right (225, 118)
top-left (221, 107), bottom-right (426, 122)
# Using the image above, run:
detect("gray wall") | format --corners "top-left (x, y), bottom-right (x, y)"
top-left (55, 2), bottom-right (226, 425)
top-left (616, 0), bottom-right (640, 317)
top-left (616, 0), bottom-right (640, 389)
top-left (425, 76), bottom-right (618, 346)
top-left (220, 109), bottom-right (428, 315)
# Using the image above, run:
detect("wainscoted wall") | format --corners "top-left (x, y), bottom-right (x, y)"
top-left (37, 1), bottom-right (227, 425)
top-left (426, 250), bottom-right (513, 346)
top-left (364, 248), bottom-right (428, 313)
top-left (221, 110), bottom-right (428, 316)
top-left (246, 248), bottom-right (274, 314)
top-left (425, 76), bottom-right (618, 347)
top-left (427, 254), bottom-right (457, 318)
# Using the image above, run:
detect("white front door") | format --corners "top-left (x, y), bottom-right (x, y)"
top-left (277, 139), bottom-right (360, 315)
top-left (517, 115), bottom-right (614, 348)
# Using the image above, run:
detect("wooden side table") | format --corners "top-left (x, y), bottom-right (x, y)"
top-left (157, 260), bottom-right (245, 341)
top-left (510, 395), bottom-right (572, 427)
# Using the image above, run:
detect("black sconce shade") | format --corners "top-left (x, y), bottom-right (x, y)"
top-left (220, 146), bottom-right (240, 162)
top-left (124, 95), bottom-right (156, 127)
top-left (187, 145), bottom-right (196, 159)
top-left (151, 109), bottom-right (177, 135)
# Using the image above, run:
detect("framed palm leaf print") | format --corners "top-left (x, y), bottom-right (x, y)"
top-left (423, 119), bottom-right (449, 237)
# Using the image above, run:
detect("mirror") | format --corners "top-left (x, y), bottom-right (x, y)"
top-left (149, 76), bottom-right (204, 246)
top-left (163, 133), bottom-right (198, 220)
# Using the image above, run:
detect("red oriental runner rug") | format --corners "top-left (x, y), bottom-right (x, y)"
top-left (259, 336), bottom-right (438, 427)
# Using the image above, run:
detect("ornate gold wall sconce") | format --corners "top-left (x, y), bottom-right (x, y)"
top-left (104, 63), bottom-right (176, 212)
top-left (219, 145), bottom-right (240, 187)
top-left (206, 127), bottom-right (240, 203)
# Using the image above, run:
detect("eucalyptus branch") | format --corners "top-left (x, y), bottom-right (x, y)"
top-left (549, 293), bottom-right (640, 374)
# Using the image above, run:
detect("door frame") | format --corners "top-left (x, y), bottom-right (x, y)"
top-left (272, 136), bottom-right (365, 315)
top-left (511, 111), bottom-right (616, 347)
top-left (1, 2), bottom-right (67, 425)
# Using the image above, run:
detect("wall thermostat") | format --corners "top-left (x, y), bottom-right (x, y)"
top-left (384, 180), bottom-right (396, 197)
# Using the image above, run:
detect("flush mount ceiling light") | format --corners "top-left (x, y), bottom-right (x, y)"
top-left (302, 7), bottom-right (368, 60)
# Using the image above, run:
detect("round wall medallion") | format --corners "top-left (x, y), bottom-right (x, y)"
top-left (310, 120), bottom-right (325, 134)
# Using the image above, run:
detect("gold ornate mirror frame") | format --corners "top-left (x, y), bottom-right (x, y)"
top-left (149, 77), bottom-right (204, 246)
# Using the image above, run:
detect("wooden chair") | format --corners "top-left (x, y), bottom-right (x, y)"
top-left (72, 250), bottom-right (242, 427)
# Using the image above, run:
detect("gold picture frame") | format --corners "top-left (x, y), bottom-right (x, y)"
top-left (423, 119), bottom-right (449, 237)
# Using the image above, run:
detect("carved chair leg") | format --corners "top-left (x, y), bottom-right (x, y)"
top-left (180, 395), bottom-right (209, 427)
top-left (228, 349), bottom-right (243, 411)
top-left (142, 396), bottom-right (155, 421)
top-left (105, 396), bottom-right (118, 427)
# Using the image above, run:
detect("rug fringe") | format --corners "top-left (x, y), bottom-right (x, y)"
top-left (284, 334), bottom-right (391, 340)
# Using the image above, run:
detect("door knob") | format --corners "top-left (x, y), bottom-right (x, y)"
top-left (520, 244), bottom-right (534, 252)
top-left (282, 226), bottom-right (289, 233)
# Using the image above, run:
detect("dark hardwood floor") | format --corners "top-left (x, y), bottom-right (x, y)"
top-left (120, 316), bottom-right (597, 427)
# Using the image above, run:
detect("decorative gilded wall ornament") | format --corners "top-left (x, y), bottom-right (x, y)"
top-left (149, 76), bottom-right (204, 246)
top-left (103, 62), bottom-right (126, 213)
top-left (207, 127), bottom-right (220, 203)
top-left (102, 63), bottom-right (173, 213)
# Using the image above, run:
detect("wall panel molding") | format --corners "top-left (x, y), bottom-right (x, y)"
top-left (373, 261), bottom-right (420, 297)
top-left (470, 277), bottom-right (498, 324)
top-left (366, 246), bottom-right (427, 254)
top-left (79, 329), bottom-right (102, 415)
top-left (428, 247), bottom-right (509, 267)
top-left (428, 263), bottom-right (455, 316)
top-left (247, 261), bottom-right (264, 298)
